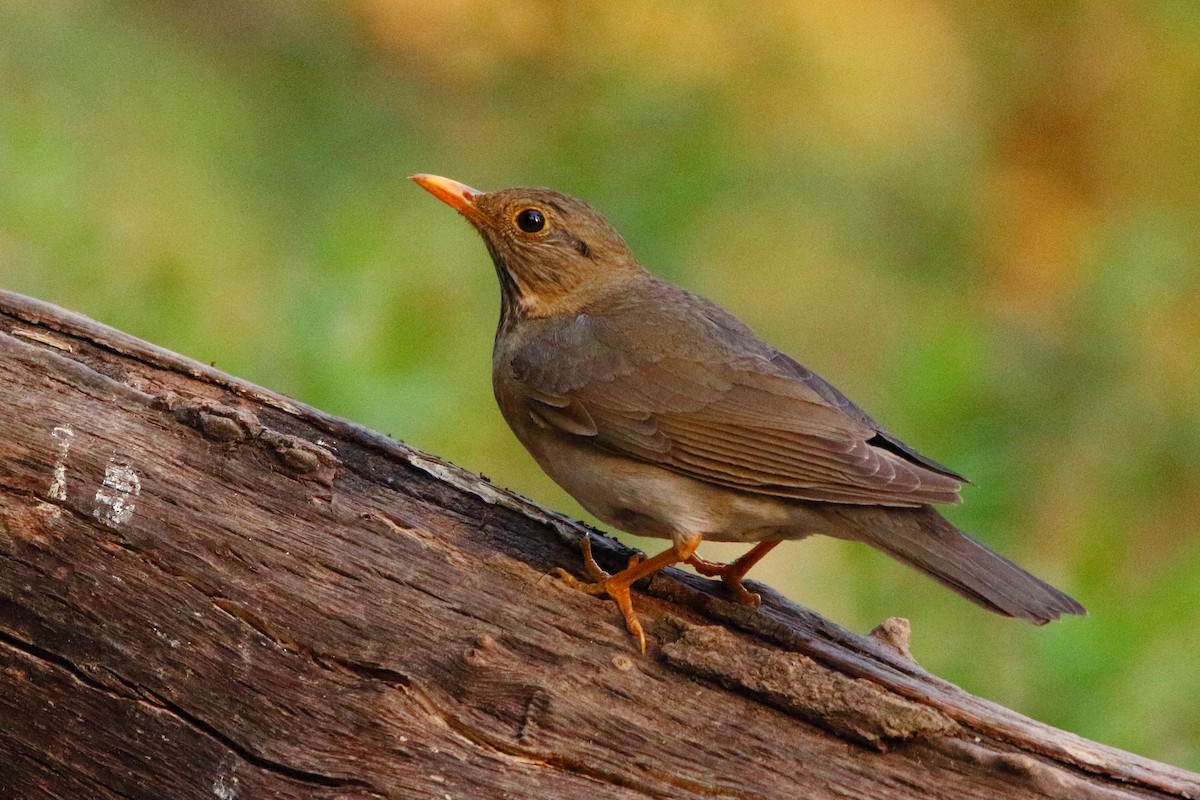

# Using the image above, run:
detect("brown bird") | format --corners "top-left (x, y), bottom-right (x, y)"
top-left (411, 173), bottom-right (1085, 651)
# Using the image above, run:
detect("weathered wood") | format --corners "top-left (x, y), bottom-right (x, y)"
top-left (0, 288), bottom-right (1195, 800)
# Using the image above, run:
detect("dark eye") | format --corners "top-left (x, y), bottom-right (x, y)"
top-left (515, 208), bottom-right (545, 233)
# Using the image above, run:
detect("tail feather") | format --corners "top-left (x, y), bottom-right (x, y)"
top-left (834, 506), bottom-right (1086, 624)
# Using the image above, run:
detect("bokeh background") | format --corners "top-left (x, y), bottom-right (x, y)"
top-left (3, 0), bottom-right (1198, 769)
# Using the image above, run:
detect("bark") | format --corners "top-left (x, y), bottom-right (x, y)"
top-left (0, 288), bottom-right (1195, 800)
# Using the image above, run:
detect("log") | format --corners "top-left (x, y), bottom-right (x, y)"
top-left (0, 288), bottom-right (1195, 800)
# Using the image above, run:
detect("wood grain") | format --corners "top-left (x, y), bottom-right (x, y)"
top-left (0, 289), bottom-right (1196, 800)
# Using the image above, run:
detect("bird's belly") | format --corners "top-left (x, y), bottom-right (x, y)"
top-left (521, 432), bottom-right (828, 545)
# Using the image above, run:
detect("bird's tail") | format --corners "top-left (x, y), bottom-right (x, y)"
top-left (832, 505), bottom-right (1086, 624)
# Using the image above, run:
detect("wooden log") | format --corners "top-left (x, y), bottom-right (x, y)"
top-left (0, 289), bottom-right (1196, 800)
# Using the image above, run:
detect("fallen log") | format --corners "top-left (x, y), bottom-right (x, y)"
top-left (0, 289), bottom-right (1195, 799)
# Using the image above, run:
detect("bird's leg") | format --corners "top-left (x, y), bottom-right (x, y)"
top-left (686, 540), bottom-right (781, 606)
top-left (554, 536), bottom-right (700, 652)
top-left (571, 535), bottom-right (612, 582)
top-left (570, 534), bottom-right (645, 583)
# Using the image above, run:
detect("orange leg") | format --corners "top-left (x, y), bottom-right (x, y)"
top-left (687, 540), bottom-right (781, 606)
top-left (554, 535), bottom-right (700, 653)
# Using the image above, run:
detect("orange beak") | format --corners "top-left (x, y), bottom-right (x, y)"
top-left (410, 174), bottom-right (486, 225)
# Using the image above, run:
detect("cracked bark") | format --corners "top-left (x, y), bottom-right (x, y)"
top-left (0, 289), bottom-right (1196, 800)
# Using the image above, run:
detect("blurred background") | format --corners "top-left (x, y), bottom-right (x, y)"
top-left (2, 0), bottom-right (1198, 769)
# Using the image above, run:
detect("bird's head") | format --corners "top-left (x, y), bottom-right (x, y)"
top-left (411, 174), bottom-right (643, 318)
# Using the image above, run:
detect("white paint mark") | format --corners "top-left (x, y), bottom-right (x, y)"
top-left (49, 425), bottom-right (74, 501)
top-left (212, 774), bottom-right (237, 800)
top-left (92, 460), bottom-right (141, 527)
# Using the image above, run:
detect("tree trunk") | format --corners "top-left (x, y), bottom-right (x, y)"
top-left (0, 289), bottom-right (1195, 800)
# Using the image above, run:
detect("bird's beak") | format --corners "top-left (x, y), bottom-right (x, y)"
top-left (410, 174), bottom-right (486, 225)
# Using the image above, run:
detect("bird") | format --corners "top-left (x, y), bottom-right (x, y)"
top-left (410, 173), bottom-right (1086, 652)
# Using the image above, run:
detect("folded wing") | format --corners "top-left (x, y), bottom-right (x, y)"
top-left (510, 299), bottom-right (965, 508)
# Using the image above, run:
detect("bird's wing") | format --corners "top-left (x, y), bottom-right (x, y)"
top-left (509, 303), bottom-right (964, 507)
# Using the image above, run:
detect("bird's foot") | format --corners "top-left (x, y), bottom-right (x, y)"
top-left (685, 540), bottom-right (782, 607)
top-left (687, 554), bottom-right (762, 606)
top-left (553, 537), bottom-right (696, 653)
top-left (552, 534), bottom-right (643, 585)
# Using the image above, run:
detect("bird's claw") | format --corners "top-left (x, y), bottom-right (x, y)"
top-left (687, 554), bottom-right (764, 607)
top-left (552, 535), bottom-right (650, 652)
top-left (729, 583), bottom-right (763, 607)
top-left (551, 567), bottom-right (606, 596)
top-left (575, 535), bottom-right (615, 582)
top-left (552, 569), bottom-right (647, 652)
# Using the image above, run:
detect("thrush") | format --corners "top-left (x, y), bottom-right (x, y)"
top-left (411, 173), bottom-right (1085, 652)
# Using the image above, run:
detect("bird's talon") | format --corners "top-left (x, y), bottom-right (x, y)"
top-left (552, 540), bottom-right (702, 653)
top-left (551, 567), bottom-right (583, 589)
top-left (627, 616), bottom-right (647, 653)
top-left (577, 536), bottom-right (614, 582)
top-left (685, 541), bottom-right (780, 606)
top-left (731, 582), bottom-right (763, 607)
top-left (553, 574), bottom-right (613, 597)
top-left (686, 553), bottom-right (726, 577)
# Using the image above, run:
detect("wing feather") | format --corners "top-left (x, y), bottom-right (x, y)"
top-left (507, 288), bottom-right (965, 507)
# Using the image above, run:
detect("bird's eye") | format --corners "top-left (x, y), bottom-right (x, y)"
top-left (515, 208), bottom-right (546, 233)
